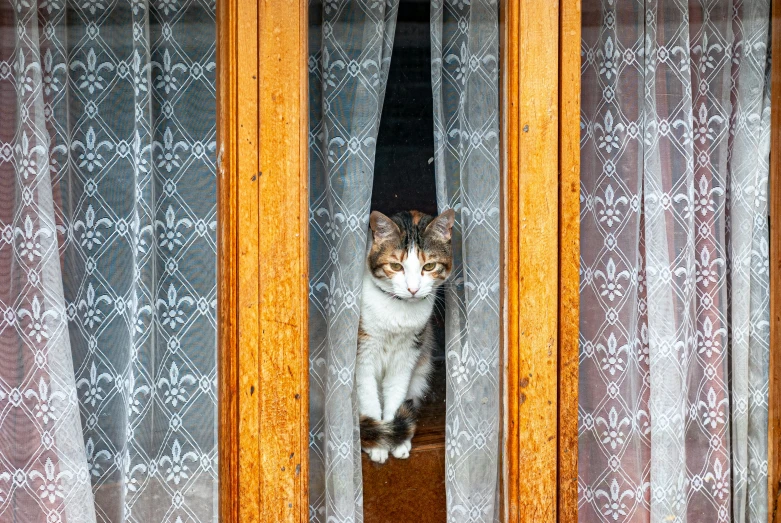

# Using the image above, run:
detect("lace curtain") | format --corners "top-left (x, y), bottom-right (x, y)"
top-left (307, 1), bottom-right (399, 521)
top-left (307, 1), bottom-right (500, 521)
top-left (431, 0), bottom-right (500, 521)
top-left (0, 0), bottom-right (218, 521)
top-left (579, 1), bottom-right (771, 522)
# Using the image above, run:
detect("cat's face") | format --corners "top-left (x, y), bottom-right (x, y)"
top-left (367, 209), bottom-right (455, 300)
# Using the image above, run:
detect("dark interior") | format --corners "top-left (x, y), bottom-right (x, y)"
top-left (364, 2), bottom-right (447, 521)
top-left (372, 0), bottom-right (437, 217)
top-left (371, 0), bottom-right (445, 377)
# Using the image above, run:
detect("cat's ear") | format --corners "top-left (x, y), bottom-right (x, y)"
top-left (426, 209), bottom-right (455, 240)
top-left (370, 211), bottom-right (400, 242)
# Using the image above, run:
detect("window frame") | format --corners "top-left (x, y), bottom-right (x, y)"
top-left (215, 0), bottom-right (781, 521)
top-left (217, 0), bottom-right (309, 521)
top-left (769, 0), bottom-right (781, 519)
top-left (500, 0), bottom-right (580, 520)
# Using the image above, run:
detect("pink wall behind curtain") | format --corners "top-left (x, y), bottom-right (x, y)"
top-left (578, 1), bottom-right (771, 522)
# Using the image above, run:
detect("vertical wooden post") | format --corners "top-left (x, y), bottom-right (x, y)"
top-left (500, 0), bottom-right (521, 516)
top-left (769, 2), bottom-right (781, 521)
top-left (502, 0), bottom-right (563, 521)
top-left (557, 1), bottom-right (581, 522)
top-left (216, 0), bottom-right (241, 519)
top-left (256, 0), bottom-right (310, 520)
top-left (218, 1), bottom-right (309, 522)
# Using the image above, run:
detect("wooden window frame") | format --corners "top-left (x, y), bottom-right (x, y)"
top-left (501, 0), bottom-right (580, 520)
top-left (770, 1), bottom-right (781, 520)
top-left (217, 1), bottom-right (309, 521)
top-left (216, 1), bottom-right (781, 522)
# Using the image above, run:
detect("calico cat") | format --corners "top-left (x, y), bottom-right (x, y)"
top-left (357, 209), bottom-right (454, 463)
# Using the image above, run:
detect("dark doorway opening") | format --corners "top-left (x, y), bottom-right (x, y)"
top-left (372, 1), bottom-right (437, 217)
top-left (364, 2), bottom-right (447, 521)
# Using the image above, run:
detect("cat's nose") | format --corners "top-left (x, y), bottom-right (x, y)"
top-left (407, 287), bottom-right (418, 296)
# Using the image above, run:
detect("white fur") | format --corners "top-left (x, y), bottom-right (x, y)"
top-left (357, 248), bottom-right (439, 463)
top-left (368, 244), bottom-right (439, 300)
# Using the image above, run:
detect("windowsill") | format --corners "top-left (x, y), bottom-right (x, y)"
top-left (361, 360), bottom-right (447, 522)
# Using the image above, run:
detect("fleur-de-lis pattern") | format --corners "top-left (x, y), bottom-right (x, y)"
top-left (0, 0), bottom-right (217, 521)
top-left (308, 2), bottom-right (399, 521)
top-left (579, 2), bottom-right (770, 522)
top-left (308, 2), bottom-right (501, 520)
top-left (432, 1), bottom-right (500, 521)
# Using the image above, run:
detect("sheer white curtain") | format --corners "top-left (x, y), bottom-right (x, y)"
top-left (431, 0), bottom-right (501, 521)
top-left (307, 1), bottom-right (399, 521)
top-left (307, 1), bottom-right (500, 521)
top-left (579, 1), bottom-right (771, 521)
top-left (0, 0), bottom-right (218, 521)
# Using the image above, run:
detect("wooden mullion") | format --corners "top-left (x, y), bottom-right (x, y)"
top-left (217, 0), bottom-right (240, 519)
top-left (557, 1), bottom-right (581, 522)
top-left (236, 0), bottom-right (261, 519)
top-left (503, 1), bottom-right (561, 521)
top-left (500, 0), bottom-right (521, 518)
top-left (256, 0), bottom-right (310, 521)
top-left (218, 1), bottom-right (309, 522)
top-left (769, 1), bottom-right (781, 520)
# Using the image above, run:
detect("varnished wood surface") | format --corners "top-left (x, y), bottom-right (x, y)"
top-left (218, 1), bottom-right (309, 522)
top-left (502, 0), bottom-right (562, 521)
top-left (499, 0), bottom-right (520, 518)
top-left (557, 1), bottom-right (581, 522)
top-left (256, 0), bottom-right (310, 520)
top-left (770, 0), bottom-right (781, 519)
top-left (216, 1), bottom-right (587, 520)
top-left (362, 443), bottom-right (447, 523)
top-left (236, 0), bottom-right (261, 519)
top-left (216, 0), bottom-right (239, 519)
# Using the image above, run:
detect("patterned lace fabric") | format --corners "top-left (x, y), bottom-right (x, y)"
top-left (579, 1), bottom-right (770, 522)
top-left (431, 1), bottom-right (501, 521)
top-left (307, 1), bottom-right (399, 521)
top-left (0, 0), bottom-right (218, 521)
top-left (307, 1), bottom-right (501, 521)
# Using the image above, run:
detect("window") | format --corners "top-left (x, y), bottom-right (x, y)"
top-left (0, 1), bottom-right (218, 521)
top-left (216, 1), bottom-right (781, 522)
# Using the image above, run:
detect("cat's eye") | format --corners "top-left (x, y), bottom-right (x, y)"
top-left (422, 262), bottom-right (437, 271)
top-left (390, 263), bottom-right (403, 271)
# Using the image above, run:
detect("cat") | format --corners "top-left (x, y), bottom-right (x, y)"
top-left (357, 208), bottom-right (454, 464)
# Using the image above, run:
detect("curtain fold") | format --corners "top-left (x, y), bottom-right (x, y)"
top-left (308, 2), bottom-right (502, 520)
top-left (307, 1), bottom-right (398, 522)
top-left (0, 0), bottom-right (218, 521)
top-left (431, 1), bottom-right (500, 521)
top-left (0, 2), bottom-right (97, 520)
top-left (579, 1), bottom-right (771, 522)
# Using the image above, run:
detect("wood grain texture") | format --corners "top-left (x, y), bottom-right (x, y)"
top-left (216, 0), bottom-right (239, 519)
top-left (500, 0), bottom-right (520, 518)
top-left (557, 1), bottom-right (581, 522)
top-left (256, 0), bottom-right (310, 521)
top-left (770, 1), bottom-right (781, 520)
top-left (217, 1), bottom-right (309, 521)
top-left (362, 444), bottom-right (447, 523)
top-left (502, 0), bottom-right (561, 521)
top-left (236, 0), bottom-right (261, 519)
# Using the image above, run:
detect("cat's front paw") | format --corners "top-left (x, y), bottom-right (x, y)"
top-left (391, 440), bottom-right (412, 459)
top-left (366, 447), bottom-right (388, 464)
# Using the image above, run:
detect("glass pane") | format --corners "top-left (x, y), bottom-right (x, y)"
top-left (578, 2), bottom-right (772, 521)
top-left (0, 1), bottom-right (218, 520)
